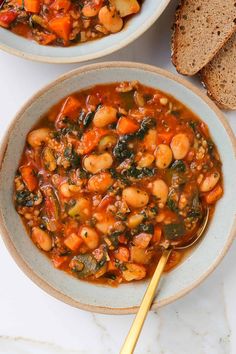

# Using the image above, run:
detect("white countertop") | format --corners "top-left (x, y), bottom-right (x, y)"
top-left (0, 1), bottom-right (235, 353)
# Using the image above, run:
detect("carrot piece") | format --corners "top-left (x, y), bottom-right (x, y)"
top-left (36, 32), bottom-right (56, 45)
top-left (156, 131), bottom-right (174, 145)
top-left (152, 226), bottom-right (162, 244)
top-left (114, 247), bottom-right (130, 262)
top-left (50, 0), bottom-right (71, 12)
top-left (205, 184), bottom-right (223, 204)
top-left (64, 233), bottom-right (83, 251)
top-left (61, 96), bottom-right (80, 116)
top-left (107, 258), bottom-right (116, 271)
top-left (24, 0), bottom-right (41, 13)
top-left (117, 116), bottom-right (139, 135)
top-left (96, 195), bottom-right (115, 211)
top-left (77, 128), bottom-right (108, 154)
top-left (118, 234), bottom-right (128, 244)
top-left (0, 11), bottom-right (17, 28)
top-left (49, 15), bottom-right (71, 41)
top-left (52, 255), bottom-right (68, 268)
top-left (20, 165), bottom-right (38, 192)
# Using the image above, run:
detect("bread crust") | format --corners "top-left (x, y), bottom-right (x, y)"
top-left (201, 32), bottom-right (236, 110)
top-left (172, 0), bottom-right (236, 76)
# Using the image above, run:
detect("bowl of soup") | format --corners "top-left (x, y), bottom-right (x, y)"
top-left (0, 62), bottom-right (235, 314)
top-left (0, 0), bottom-right (171, 63)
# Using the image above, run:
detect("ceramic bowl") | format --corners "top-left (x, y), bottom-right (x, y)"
top-left (0, 0), bottom-right (170, 63)
top-left (0, 62), bottom-right (235, 314)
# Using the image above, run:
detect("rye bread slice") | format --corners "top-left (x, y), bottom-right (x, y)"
top-left (201, 32), bottom-right (236, 110)
top-left (172, 0), bottom-right (236, 76)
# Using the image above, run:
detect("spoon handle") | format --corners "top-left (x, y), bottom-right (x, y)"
top-left (120, 249), bottom-right (172, 354)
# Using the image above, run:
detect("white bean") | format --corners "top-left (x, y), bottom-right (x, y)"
top-left (83, 152), bottom-right (113, 174)
top-left (31, 227), bottom-right (52, 251)
top-left (98, 5), bottom-right (123, 33)
top-left (137, 153), bottom-right (154, 168)
top-left (88, 172), bottom-right (113, 192)
top-left (122, 187), bottom-right (149, 208)
top-left (170, 133), bottom-right (190, 160)
top-left (93, 106), bottom-right (117, 128)
top-left (82, 0), bottom-right (102, 17)
top-left (27, 128), bottom-right (50, 148)
top-left (155, 144), bottom-right (173, 169)
top-left (152, 179), bottom-right (169, 207)
top-left (80, 227), bottom-right (99, 250)
top-left (200, 172), bottom-right (220, 192)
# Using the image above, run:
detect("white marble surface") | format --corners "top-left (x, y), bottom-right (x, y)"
top-left (0, 1), bottom-right (235, 353)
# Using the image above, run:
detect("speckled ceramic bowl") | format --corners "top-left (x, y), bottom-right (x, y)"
top-left (0, 62), bottom-right (235, 314)
top-left (0, 0), bottom-right (170, 63)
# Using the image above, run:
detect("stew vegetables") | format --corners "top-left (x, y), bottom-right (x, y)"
top-left (0, 0), bottom-right (141, 46)
top-left (14, 81), bottom-right (223, 285)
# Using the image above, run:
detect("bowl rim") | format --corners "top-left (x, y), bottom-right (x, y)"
top-left (0, 61), bottom-right (235, 314)
top-left (0, 0), bottom-right (171, 63)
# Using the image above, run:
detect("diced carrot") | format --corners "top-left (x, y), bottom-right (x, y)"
top-left (97, 195), bottom-right (115, 211)
top-left (164, 251), bottom-right (182, 272)
top-left (50, 0), bottom-right (71, 12)
top-left (117, 116), bottom-right (139, 135)
top-left (24, 0), bottom-right (41, 13)
top-left (64, 233), bottom-right (83, 251)
top-left (77, 128), bottom-right (108, 154)
top-left (0, 11), bottom-right (17, 28)
top-left (156, 131), bottom-right (174, 145)
top-left (205, 184), bottom-right (223, 204)
top-left (118, 234), bottom-right (128, 244)
top-left (61, 96), bottom-right (81, 116)
top-left (49, 15), bottom-right (71, 41)
top-left (52, 255), bottom-right (68, 268)
top-left (20, 165), bottom-right (38, 192)
top-left (152, 226), bottom-right (162, 244)
top-left (114, 247), bottom-right (130, 262)
top-left (36, 32), bottom-right (56, 45)
top-left (107, 258), bottom-right (116, 271)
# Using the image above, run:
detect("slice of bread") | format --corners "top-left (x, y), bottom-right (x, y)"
top-left (201, 32), bottom-right (236, 110)
top-left (172, 0), bottom-right (236, 76)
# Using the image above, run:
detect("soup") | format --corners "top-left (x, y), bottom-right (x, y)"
top-left (14, 81), bottom-right (223, 285)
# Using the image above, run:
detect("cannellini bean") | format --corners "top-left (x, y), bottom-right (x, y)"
top-left (31, 227), bottom-right (52, 251)
top-left (80, 226), bottom-right (99, 250)
top-left (142, 129), bottom-right (157, 152)
top-left (82, 0), bottom-right (102, 17)
top-left (200, 172), bottom-right (220, 192)
top-left (155, 144), bottom-right (173, 169)
top-left (93, 106), bottom-right (117, 128)
top-left (137, 153), bottom-right (154, 168)
top-left (122, 187), bottom-right (149, 208)
top-left (122, 263), bottom-right (146, 281)
top-left (98, 5), bottom-right (123, 33)
top-left (128, 213), bottom-right (144, 228)
top-left (152, 179), bottom-right (169, 207)
top-left (27, 128), bottom-right (50, 148)
top-left (88, 172), bottom-right (113, 193)
top-left (83, 152), bottom-right (113, 174)
top-left (170, 133), bottom-right (190, 159)
top-left (93, 212), bottom-right (115, 234)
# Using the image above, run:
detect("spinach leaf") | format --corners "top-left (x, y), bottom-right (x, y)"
top-left (124, 164), bottom-right (156, 179)
top-left (163, 223), bottom-right (185, 240)
top-left (15, 190), bottom-right (34, 207)
top-left (64, 147), bottom-right (80, 169)
top-left (136, 117), bottom-right (156, 140)
top-left (167, 198), bottom-right (178, 212)
top-left (170, 160), bottom-right (186, 172)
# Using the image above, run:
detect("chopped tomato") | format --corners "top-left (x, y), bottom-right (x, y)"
top-left (114, 247), bottom-right (130, 262)
top-left (77, 128), bottom-right (108, 154)
top-left (20, 165), bottom-right (38, 192)
top-left (50, 0), bottom-right (71, 12)
top-left (117, 116), bottom-right (139, 135)
top-left (0, 11), bottom-right (17, 28)
top-left (24, 0), bottom-right (41, 13)
top-left (52, 255), bottom-right (68, 268)
top-left (49, 15), bottom-right (71, 41)
top-left (64, 233), bottom-right (83, 251)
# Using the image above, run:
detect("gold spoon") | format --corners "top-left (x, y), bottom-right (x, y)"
top-left (120, 207), bottom-right (210, 354)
